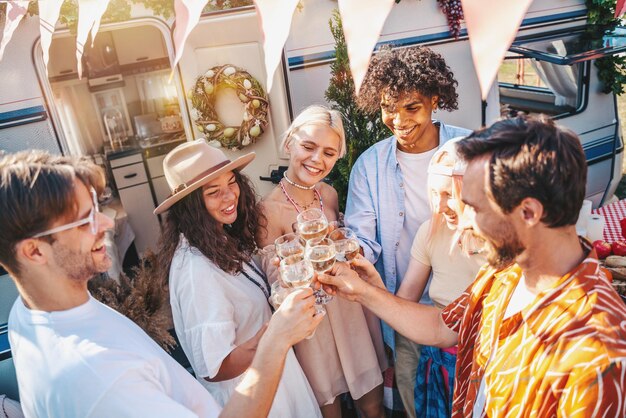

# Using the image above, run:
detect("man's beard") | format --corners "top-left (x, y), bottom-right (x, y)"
top-left (52, 233), bottom-right (110, 282)
top-left (484, 228), bottom-right (525, 270)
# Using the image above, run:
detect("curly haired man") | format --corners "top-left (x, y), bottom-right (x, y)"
top-left (344, 45), bottom-right (471, 417)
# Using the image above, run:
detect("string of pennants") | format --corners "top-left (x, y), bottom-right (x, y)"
top-left (0, 0), bottom-right (623, 99)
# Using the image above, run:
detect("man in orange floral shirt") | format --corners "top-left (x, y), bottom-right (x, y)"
top-left (318, 115), bottom-right (626, 417)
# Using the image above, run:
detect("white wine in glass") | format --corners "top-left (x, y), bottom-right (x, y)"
top-left (306, 238), bottom-right (336, 274)
top-left (329, 228), bottom-right (360, 263)
top-left (297, 209), bottom-right (329, 242)
top-left (275, 233), bottom-right (305, 260)
top-left (299, 220), bottom-right (329, 242)
top-left (269, 281), bottom-right (292, 310)
top-left (279, 255), bottom-right (314, 288)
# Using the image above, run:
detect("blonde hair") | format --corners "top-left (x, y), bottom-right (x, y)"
top-left (281, 105), bottom-right (347, 158)
top-left (427, 146), bottom-right (471, 253)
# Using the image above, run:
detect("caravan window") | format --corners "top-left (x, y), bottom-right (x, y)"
top-left (497, 26), bottom-right (626, 119)
top-left (497, 55), bottom-right (584, 118)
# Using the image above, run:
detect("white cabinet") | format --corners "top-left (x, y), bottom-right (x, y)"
top-left (48, 36), bottom-right (78, 78)
top-left (146, 154), bottom-right (171, 207)
top-left (152, 176), bottom-right (171, 207)
top-left (110, 153), bottom-right (161, 256)
top-left (112, 26), bottom-right (167, 66)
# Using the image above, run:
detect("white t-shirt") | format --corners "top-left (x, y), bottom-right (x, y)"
top-left (169, 238), bottom-right (321, 417)
top-left (411, 219), bottom-right (485, 306)
top-left (472, 276), bottom-right (536, 417)
top-left (8, 296), bottom-right (219, 418)
top-left (396, 147), bottom-right (438, 302)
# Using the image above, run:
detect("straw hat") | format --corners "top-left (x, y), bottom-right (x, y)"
top-left (427, 136), bottom-right (467, 177)
top-left (154, 139), bottom-right (255, 214)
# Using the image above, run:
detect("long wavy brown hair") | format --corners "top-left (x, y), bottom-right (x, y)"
top-left (157, 170), bottom-right (264, 281)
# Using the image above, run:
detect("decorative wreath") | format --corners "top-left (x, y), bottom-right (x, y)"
top-left (188, 64), bottom-right (269, 149)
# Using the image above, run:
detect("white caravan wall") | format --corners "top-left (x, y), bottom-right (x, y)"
top-left (179, 9), bottom-right (293, 196)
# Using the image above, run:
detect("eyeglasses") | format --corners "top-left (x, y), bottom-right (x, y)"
top-left (32, 187), bottom-right (100, 238)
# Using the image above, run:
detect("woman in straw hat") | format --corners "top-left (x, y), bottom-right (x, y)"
top-left (257, 105), bottom-right (385, 418)
top-left (155, 139), bottom-right (323, 417)
top-left (395, 138), bottom-right (485, 418)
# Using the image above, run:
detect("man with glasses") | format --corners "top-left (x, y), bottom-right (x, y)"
top-left (0, 150), bottom-right (321, 417)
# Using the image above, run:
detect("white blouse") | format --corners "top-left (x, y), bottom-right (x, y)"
top-left (169, 237), bottom-right (321, 417)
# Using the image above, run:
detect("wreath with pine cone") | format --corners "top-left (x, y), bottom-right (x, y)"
top-left (188, 64), bottom-right (269, 149)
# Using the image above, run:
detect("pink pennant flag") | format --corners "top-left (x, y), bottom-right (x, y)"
top-left (0, 1), bottom-right (30, 61)
top-left (338, 0), bottom-right (395, 95)
top-left (76, 0), bottom-right (111, 78)
top-left (254, 0), bottom-right (300, 92)
top-left (462, 0), bottom-right (532, 100)
top-left (171, 0), bottom-right (208, 71)
top-left (616, 0), bottom-right (626, 18)
top-left (38, 0), bottom-right (64, 75)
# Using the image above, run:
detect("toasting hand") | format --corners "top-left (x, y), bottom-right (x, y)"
top-left (267, 288), bottom-right (324, 345)
top-left (315, 261), bottom-right (374, 302)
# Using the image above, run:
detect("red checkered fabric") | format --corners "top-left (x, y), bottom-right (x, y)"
top-left (592, 199), bottom-right (626, 242)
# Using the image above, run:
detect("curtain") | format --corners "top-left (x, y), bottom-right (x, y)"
top-left (54, 84), bottom-right (101, 155)
top-left (530, 40), bottom-right (578, 107)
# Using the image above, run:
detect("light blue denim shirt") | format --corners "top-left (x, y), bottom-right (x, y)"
top-left (345, 121), bottom-right (471, 349)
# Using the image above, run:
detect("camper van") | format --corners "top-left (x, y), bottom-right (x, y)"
top-left (1, 0), bottom-right (624, 402)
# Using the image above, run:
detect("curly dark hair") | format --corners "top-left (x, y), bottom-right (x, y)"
top-left (157, 170), bottom-right (264, 281)
top-left (357, 45), bottom-right (459, 113)
top-left (456, 114), bottom-right (587, 228)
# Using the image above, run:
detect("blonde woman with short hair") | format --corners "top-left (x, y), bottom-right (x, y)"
top-left (258, 105), bottom-right (385, 418)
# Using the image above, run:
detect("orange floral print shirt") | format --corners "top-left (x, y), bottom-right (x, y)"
top-left (442, 244), bottom-right (626, 417)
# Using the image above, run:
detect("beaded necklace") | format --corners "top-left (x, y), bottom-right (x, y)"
top-left (283, 171), bottom-right (316, 190)
top-left (279, 180), bottom-right (324, 214)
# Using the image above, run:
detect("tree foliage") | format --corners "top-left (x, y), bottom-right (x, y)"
top-left (324, 9), bottom-right (388, 212)
top-left (586, 0), bottom-right (626, 95)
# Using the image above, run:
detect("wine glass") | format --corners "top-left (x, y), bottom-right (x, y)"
top-left (275, 233), bottom-right (305, 260)
top-left (279, 254), bottom-right (315, 288)
top-left (306, 238), bottom-right (337, 274)
top-left (328, 227), bottom-right (360, 263)
top-left (269, 281), bottom-right (292, 310)
top-left (297, 208), bottom-right (329, 242)
top-left (305, 237), bottom-right (336, 304)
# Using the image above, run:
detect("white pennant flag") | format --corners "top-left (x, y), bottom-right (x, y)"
top-left (253, 0), bottom-right (300, 92)
top-left (171, 0), bottom-right (208, 71)
top-left (0, 1), bottom-right (30, 61)
top-left (38, 0), bottom-right (64, 75)
top-left (76, 0), bottom-right (111, 79)
top-left (462, 0), bottom-right (532, 99)
top-left (338, 0), bottom-right (395, 95)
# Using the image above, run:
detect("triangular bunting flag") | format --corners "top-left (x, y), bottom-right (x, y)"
top-left (76, 0), bottom-right (111, 79)
top-left (462, 0), bottom-right (532, 99)
top-left (338, 0), bottom-right (395, 95)
top-left (253, 0), bottom-right (300, 92)
top-left (616, 0), bottom-right (626, 18)
top-left (171, 0), bottom-right (209, 71)
top-left (38, 0), bottom-right (65, 75)
top-left (0, 1), bottom-right (30, 61)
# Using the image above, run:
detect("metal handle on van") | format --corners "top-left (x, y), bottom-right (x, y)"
top-left (123, 173), bottom-right (138, 179)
